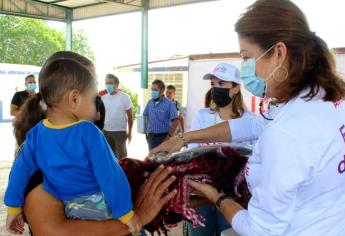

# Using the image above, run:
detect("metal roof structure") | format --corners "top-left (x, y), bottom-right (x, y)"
top-left (0, 0), bottom-right (217, 21)
top-left (0, 0), bottom-right (218, 88)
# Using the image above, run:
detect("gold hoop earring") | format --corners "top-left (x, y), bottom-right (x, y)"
top-left (273, 67), bottom-right (289, 82)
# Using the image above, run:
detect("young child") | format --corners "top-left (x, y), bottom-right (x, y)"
top-left (5, 55), bottom-right (141, 234)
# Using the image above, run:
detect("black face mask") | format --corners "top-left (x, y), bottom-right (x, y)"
top-left (211, 87), bottom-right (232, 107)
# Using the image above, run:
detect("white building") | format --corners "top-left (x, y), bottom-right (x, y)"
top-left (0, 63), bottom-right (41, 122)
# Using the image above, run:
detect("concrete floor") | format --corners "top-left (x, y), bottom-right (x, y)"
top-left (0, 122), bottom-right (184, 236)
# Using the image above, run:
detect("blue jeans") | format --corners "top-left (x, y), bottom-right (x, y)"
top-left (146, 132), bottom-right (168, 150)
top-left (188, 205), bottom-right (231, 236)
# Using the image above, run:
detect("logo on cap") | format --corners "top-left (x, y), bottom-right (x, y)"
top-left (214, 65), bottom-right (227, 74)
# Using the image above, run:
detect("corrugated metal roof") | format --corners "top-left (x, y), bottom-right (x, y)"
top-left (0, 0), bottom-right (66, 21)
top-left (0, 0), bottom-right (217, 21)
top-left (73, 2), bottom-right (141, 20)
top-left (149, 0), bottom-right (213, 9)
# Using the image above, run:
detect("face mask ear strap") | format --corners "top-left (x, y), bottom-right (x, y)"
top-left (256, 44), bottom-right (276, 62)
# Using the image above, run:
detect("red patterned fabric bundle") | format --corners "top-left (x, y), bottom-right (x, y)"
top-left (119, 145), bottom-right (251, 235)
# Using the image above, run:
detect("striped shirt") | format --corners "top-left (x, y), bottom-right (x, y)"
top-left (143, 97), bottom-right (178, 133)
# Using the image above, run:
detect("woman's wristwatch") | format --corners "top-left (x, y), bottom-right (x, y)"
top-left (215, 194), bottom-right (232, 209)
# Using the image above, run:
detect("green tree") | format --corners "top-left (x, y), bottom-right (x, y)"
top-left (121, 86), bottom-right (139, 119)
top-left (72, 29), bottom-right (95, 61)
top-left (0, 15), bottom-right (95, 66)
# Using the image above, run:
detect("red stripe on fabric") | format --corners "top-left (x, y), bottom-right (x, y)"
top-left (251, 96), bottom-right (256, 112)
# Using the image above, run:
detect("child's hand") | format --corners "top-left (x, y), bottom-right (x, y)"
top-left (6, 213), bottom-right (24, 234)
top-left (126, 214), bottom-right (142, 233)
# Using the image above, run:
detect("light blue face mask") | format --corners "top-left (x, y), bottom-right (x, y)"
top-left (240, 45), bottom-right (279, 98)
top-left (27, 83), bottom-right (37, 91)
top-left (105, 84), bottom-right (114, 94)
top-left (151, 90), bottom-right (159, 100)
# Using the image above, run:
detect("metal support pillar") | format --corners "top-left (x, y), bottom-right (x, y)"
top-left (66, 9), bottom-right (73, 50)
top-left (141, 0), bottom-right (148, 89)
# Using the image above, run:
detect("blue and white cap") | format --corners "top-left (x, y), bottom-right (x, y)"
top-left (203, 63), bottom-right (241, 84)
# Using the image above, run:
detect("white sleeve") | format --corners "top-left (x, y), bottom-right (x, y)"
top-left (232, 127), bottom-right (311, 235)
top-left (123, 93), bottom-right (133, 111)
top-left (229, 115), bottom-right (266, 143)
top-left (187, 110), bottom-right (203, 149)
top-left (101, 95), bottom-right (106, 102)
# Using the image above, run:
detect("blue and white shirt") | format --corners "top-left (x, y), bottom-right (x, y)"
top-left (143, 96), bottom-right (178, 133)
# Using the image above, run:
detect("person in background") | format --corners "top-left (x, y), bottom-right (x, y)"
top-left (10, 74), bottom-right (37, 116)
top-left (94, 96), bottom-right (105, 130)
top-left (187, 63), bottom-right (255, 236)
top-left (144, 80), bottom-right (179, 150)
top-left (189, 63), bottom-right (254, 150)
top-left (102, 74), bottom-right (133, 159)
top-left (166, 85), bottom-right (185, 134)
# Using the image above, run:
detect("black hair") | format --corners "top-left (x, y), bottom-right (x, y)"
top-left (106, 74), bottom-right (120, 85)
top-left (14, 51), bottom-right (95, 146)
top-left (25, 74), bottom-right (36, 81)
top-left (167, 85), bottom-right (176, 91)
top-left (94, 96), bottom-right (105, 130)
top-left (14, 58), bottom-right (96, 146)
top-left (152, 79), bottom-right (165, 91)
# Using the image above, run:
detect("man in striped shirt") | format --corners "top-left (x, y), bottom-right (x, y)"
top-left (144, 80), bottom-right (179, 150)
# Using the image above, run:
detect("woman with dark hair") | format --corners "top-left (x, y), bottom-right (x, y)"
top-left (189, 63), bottom-right (253, 150)
top-left (204, 88), bottom-right (212, 108)
top-left (151, 0), bottom-right (345, 235)
top-left (187, 63), bottom-right (255, 236)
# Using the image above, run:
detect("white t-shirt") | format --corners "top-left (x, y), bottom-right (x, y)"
top-left (102, 91), bottom-right (133, 131)
top-left (188, 108), bottom-right (257, 149)
top-left (232, 89), bottom-right (345, 236)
